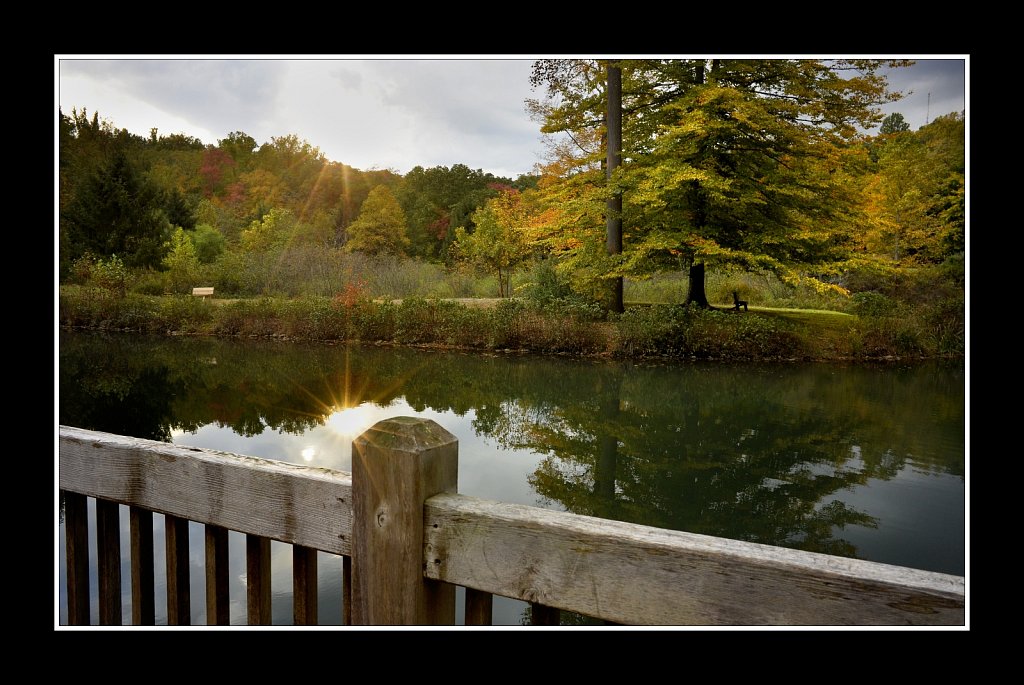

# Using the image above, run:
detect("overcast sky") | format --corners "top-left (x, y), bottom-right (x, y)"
top-left (56, 56), bottom-right (967, 179)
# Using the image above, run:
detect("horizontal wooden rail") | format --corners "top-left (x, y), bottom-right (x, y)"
top-left (424, 494), bottom-right (966, 626)
top-left (59, 425), bottom-right (353, 555)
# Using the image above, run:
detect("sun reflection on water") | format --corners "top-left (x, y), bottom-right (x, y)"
top-left (327, 404), bottom-right (377, 438)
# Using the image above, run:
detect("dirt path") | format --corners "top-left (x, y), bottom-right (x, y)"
top-left (208, 296), bottom-right (507, 309)
top-left (371, 297), bottom-right (504, 308)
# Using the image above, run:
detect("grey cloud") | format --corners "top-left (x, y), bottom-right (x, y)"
top-left (361, 59), bottom-right (538, 173)
top-left (330, 66), bottom-right (364, 90)
top-left (60, 59), bottom-right (287, 139)
top-left (880, 59), bottom-right (966, 130)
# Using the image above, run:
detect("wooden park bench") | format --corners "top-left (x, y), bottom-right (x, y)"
top-left (192, 287), bottom-right (214, 300)
top-left (732, 291), bottom-right (748, 311)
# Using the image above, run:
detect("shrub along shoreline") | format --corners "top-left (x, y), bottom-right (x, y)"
top-left (58, 286), bottom-right (965, 362)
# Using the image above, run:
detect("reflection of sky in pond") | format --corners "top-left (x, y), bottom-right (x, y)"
top-left (171, 398), bottom-right (553, 509)
top-left (821, 464), bottom-right (965, 574)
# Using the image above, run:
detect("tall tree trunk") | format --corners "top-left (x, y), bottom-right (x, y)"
top-left (606, 61), bottom-right (624, 314)
top-left (593, 369), bottom-right (623, 519)
top-left (682, 60), bottom-right (714, 310)
top-left (684, 260), bottom-right (711, 308)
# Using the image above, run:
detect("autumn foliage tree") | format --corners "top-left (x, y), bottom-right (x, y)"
top-left (454, 189), bottom-right (537, 297)
top-left (862, 111), bottom-right (965, 264)
top-left (344, 185), bottom-right (410, 256)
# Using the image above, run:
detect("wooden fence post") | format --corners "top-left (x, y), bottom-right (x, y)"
top-left (131, 507), bottom-right (155, 625)
top-left (205, 524), bottom-right (230, 626)
top-left (351, 417), bottom-right (458, 625)
top-left (64, 491), bottom-right (90, 625)
top-left (96, 498), bottom-right (122, 625)
top-left (165, 514), bottom-right (191, 625)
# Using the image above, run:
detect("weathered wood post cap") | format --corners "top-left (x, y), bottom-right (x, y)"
top-left (353, 416), bottom-right (458, 455)
top-left (351, 416), bottom-right (459, 624)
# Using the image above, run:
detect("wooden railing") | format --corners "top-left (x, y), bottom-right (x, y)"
top-left (58, 419), bottom-right (966, 626)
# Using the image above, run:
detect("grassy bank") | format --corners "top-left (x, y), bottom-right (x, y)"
top-left (58, 286), bottom-right (964, 361)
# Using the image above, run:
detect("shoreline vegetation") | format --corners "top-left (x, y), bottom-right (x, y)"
top-left (58, 281), bottom-right (965, 363)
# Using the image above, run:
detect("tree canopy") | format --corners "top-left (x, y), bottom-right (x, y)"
top-left (880, 112), bottom-right (911, 134)
top-left (62, 147), bottom-right (174, 268)
top-left (862, 111), bottom-right (965, 263)
top-left (454, 189), bottom-right (541, 297)
top-left (395, 164), bottom-right (515, 258)
top-left (529, 58), bottom-right (913, 307)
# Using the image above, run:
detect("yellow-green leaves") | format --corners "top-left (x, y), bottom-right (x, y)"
top-left (454, 190), bottom-right (538, 297)
top-left (344, 186), bottom-right (410, 257)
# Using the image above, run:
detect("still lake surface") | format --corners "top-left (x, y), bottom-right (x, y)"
top-left (57, 331), bottom-right (966, 625)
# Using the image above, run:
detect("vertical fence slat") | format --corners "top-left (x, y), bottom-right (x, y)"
top-left (293, 545), bottom-right (318, 625)
top-left (64, 491), bottom-right (90, 625)
top-left (531, 602), bottom-right (560, 626)
top-left (342, 555), bottom-right (352, 626)
top-left (246, 534), bottom-right (271, 625)
top-left (465, 588), bottom-right (493, 626)
top-left (96, 498), bottom-right (122, 625)
top-left (351, 417), bottom-right (459, 625)
top-left (205, 525), bottom-right (230, 625)
top-left (130, 507), bottom-right (155, 625)
top-left (165, 514), bottom-right (191, 625)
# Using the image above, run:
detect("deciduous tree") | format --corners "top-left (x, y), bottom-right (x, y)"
top-left (454, 190), bottom-right (537, 297)
top-left (863, 111), bottom-right (965, 263)
top-left (344, 185), bottom-right (410, 256)
top-left (880, 112), bottom-right (911, 134)
top-left (395, 164), bottom-right (513, 259)
top-left (240, 207), bottom-right (297, 253)
top-left (163, 227), bottom-right (200, 293)
top-left (192, 224), bottom-right (226, 264)
top-left (531, 58), bottom-right (910, 307)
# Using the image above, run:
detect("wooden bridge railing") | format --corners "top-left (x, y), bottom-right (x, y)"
top-left (58, 419), bottom-right (966, 626)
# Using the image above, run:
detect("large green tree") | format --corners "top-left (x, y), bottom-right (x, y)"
top-left (531, 58), bottom-right (909, 308)
top-left (62, 148), bottom-right (174, 268)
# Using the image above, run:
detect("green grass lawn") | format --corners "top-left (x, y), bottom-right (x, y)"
top-left (750, 306), bottom-right (858, 357)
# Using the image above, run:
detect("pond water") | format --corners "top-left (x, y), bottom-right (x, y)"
top-left (57, 331), bottom-right (966, 626)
